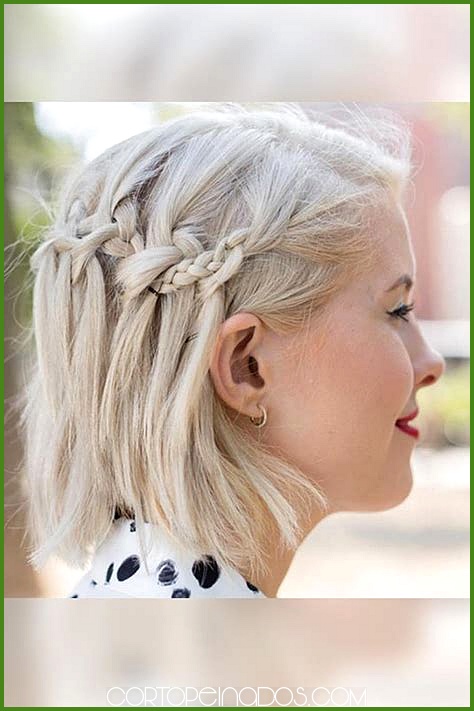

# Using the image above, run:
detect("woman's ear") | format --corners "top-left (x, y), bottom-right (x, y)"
top-left (209, 312), bottom-right (267, 418)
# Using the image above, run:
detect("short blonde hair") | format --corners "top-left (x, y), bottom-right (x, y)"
top-left (18, 103), bottom-right (412, 580)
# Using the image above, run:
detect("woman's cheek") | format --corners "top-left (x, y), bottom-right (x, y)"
top-left (380, 332), bottom-right (414, 419)
top-left (348, 324), bottom-right (413, 427)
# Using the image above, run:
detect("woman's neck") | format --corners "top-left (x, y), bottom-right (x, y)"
top-left (238, 506), bottom-right (328, 598)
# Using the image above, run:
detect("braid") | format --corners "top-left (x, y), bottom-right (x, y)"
top-left (37, 197), bottom-right (250, 305)
top-left (146, 226), bottom-right (247, 299)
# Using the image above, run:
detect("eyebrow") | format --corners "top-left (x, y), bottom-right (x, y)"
top-left (385, 274), bottom-right (414, 292)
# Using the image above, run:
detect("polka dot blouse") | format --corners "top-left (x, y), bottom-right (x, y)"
top-left (67, 516), bottom-right (266, 599)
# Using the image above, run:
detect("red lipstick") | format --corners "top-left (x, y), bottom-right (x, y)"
top-left (395, 408), bottom-right (419, 440)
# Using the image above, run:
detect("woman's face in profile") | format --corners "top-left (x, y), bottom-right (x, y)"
top-left (253, 201), bottom-right (446, 515)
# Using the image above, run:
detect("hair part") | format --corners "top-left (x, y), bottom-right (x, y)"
top-left (16, 102), bottom-right (413, 581)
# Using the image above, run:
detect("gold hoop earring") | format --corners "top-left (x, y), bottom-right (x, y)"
top-left (249, 404), bottom-right (267, 428)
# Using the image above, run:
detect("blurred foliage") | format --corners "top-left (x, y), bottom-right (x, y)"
top-left (151, 103), bottom-right (187, 124)
top-left (425, 102), bottom-right (470, 141)
top-left (5, 102), bottom-right (78, 244)
top-left (5, 102), bottom-right (79, 328)
top-left (417, 360), bottom-right (470, 447)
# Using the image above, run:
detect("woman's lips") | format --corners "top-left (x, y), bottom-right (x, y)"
top-left (395, 408), bottom-right (420, 439)
top-left (395, 420), bottom-right (420, 439)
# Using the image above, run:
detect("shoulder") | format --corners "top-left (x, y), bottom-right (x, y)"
top-left (66, 518), bottom-right (265, 599)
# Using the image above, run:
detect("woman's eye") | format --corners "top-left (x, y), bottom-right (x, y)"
top-left (387, 301), bottom-right (416, 323)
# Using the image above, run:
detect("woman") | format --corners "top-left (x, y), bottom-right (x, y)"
top-left (20, 103), bottom-right (445, 598)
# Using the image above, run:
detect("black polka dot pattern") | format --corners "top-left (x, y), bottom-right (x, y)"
top-left (157, 559), bottom-right (178, 586)
top-left (105, 562), bottom-right (114, 584)
top-left (67, 517), bottom-right (266, 598)
top-left (246, 580), bottom-right (259, 593)
top-left (117, 555), bottom-right (140, 581)
top-left (192, 555), bottom-right (221, 588)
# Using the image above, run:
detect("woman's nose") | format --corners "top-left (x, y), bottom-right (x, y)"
top-left (415, 344), bottom-right (446, 389)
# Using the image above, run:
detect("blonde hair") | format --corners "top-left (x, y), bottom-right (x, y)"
top-left (16, 103), bottom-right (412, 581)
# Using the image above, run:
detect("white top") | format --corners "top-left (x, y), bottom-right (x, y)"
top-left (68, 516), bottom-right (266, 599)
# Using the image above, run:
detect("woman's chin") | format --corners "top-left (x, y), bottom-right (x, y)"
top-left (368, 466), bottom-right (414, 512)
top-left (337, 467), bottom-right (414, 514)
top-left (324, 463), bottom-right (415, 515)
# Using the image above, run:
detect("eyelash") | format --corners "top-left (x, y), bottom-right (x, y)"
top-left (387, 301), bottom-right (416, 323)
